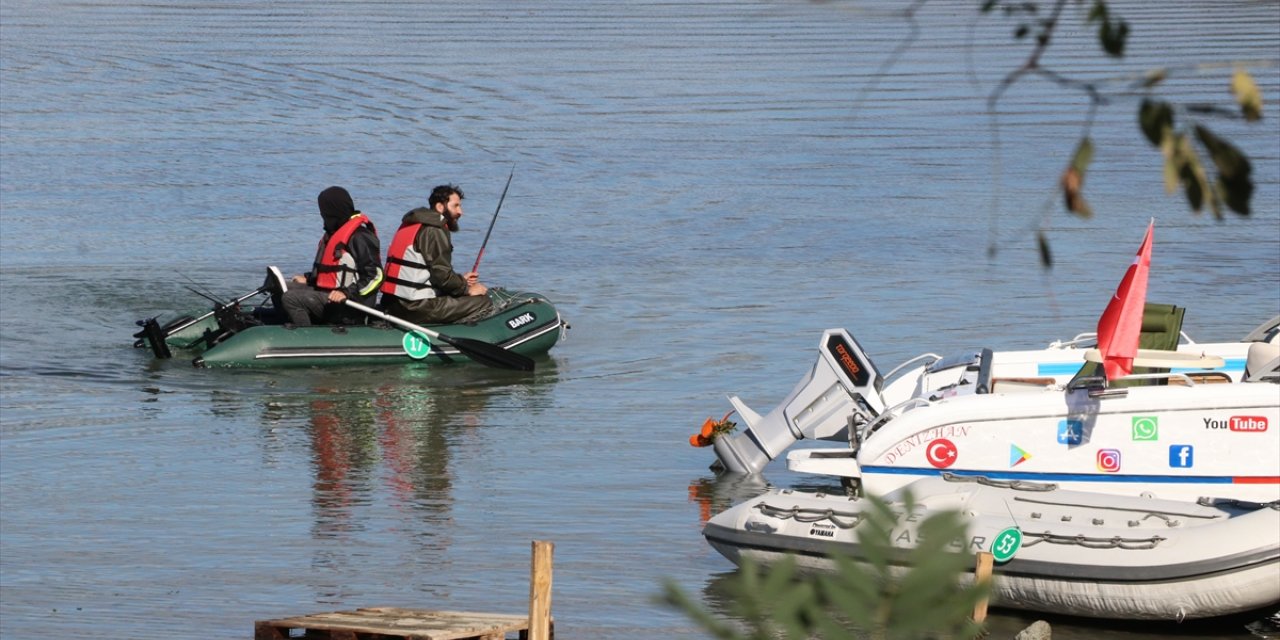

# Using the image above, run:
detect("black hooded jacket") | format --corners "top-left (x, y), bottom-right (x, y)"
top-left (308, 186), bottom-right (383, 301)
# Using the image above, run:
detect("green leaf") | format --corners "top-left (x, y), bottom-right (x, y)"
top-left (1195, 124), bottom-right (1254, 216)
top-left (1141, 67), bottom-right (1167, 88)
top-left (1231, 68), bottom-right (1263, 122)
top-left (1138, 99), bottom-right (1173, 147)
top-left (1089, 2), bottom-right (1128, 56)
top-left (1099, 19), bottom-right (1128, 56)
top-left (1088, 0), bottom-right (1106, 23)
top-left (1207, 183), bottom-right (1224, 220)
top-left (1195, 125), bottom-right (1252, 182)
top-left (1063, 137), bottom-right (1095, 218)
top-left (1176, 146), bottom-right (1207, 213)
top-left (1070, 136), bottom-right (1094, 174)
top-left (1037, 231), bottom-right (1052, 269)
top-left (1160, 133), bottom-right (1180, 194)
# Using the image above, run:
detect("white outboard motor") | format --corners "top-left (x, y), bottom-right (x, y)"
top-left (713, 328), bottom-right (886, 474)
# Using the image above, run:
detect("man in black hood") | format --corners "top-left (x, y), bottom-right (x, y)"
top-left (279, 186), bottom-right (383, 326)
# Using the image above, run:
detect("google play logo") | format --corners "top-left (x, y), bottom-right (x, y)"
top-left (1009, 444), bottom-right (1032, 468)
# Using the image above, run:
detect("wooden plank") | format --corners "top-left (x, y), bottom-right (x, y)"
top-left (528, 541), bottom-right (554, 640)
top-left (255, 607), bottom-right (539, 640)
top-left (972, 551), bottom-right (994, 624)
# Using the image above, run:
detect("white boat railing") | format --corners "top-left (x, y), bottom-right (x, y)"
top-left (881, 352), bottom-right (941, 385)
top-left (1048, 329), bottom-right (1197, 349)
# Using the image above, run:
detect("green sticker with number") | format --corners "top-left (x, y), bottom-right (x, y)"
top-left (402, 331), bottom-right (432, 359)
top-left (990, 526), bottom-right (1022, 563)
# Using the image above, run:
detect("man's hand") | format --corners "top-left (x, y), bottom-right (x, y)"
top-left (292, 274), bottom-right (307, 284)
top-left (327, 289), bottom-right (348, 303)
top-left (467, 282), bottom-right (488, 296)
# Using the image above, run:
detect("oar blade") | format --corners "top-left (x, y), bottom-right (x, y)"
top-left (343, 299), bottom-right (534, 371)
top-left (437, 334), bottom-right (536, 371)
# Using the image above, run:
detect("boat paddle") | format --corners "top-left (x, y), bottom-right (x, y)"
top-left (343, 299), bottom-right (535, 372)
top-left (471, 165), bottom-right (515, 274)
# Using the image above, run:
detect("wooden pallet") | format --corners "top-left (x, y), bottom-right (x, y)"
top-left (254, 606), bottom-right (552, 640)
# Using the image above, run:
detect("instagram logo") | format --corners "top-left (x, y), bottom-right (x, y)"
top-left (1096, 449), bottom-right (1121, 472)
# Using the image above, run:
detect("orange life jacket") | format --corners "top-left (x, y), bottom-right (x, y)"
top-left (313, 213), bottom-right (375, 291)
top-left (380, 222), bottom-right (439, 301)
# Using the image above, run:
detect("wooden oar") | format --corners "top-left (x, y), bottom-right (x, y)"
top-left (344, 299), bottom-right (535, 372)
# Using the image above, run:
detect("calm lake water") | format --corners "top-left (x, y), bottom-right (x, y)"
top-left (2, 1), bottom-right (1278, 638)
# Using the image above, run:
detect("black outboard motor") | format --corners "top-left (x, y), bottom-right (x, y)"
top-left (134, 317), bottom-right (174, 359)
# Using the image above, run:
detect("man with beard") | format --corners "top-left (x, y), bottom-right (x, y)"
top-left (279, 186), bottom-right (383, 326)
top-left (379, 184), bottom-right (494, 325)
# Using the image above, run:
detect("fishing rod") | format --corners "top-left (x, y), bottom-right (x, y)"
top-left (471, 165), bottom-right (515, 274)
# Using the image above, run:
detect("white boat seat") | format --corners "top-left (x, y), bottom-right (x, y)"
top-left (1082, 348), bottom-right (1225, 370)
top-left (264, 265), bottom-right (289, 296)
top-left (1242, 340), bottom-right (1280, 382)
top-left (991, 377), bottom-right (1058, 393)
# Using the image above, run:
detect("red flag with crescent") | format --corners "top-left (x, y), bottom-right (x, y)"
top-left (1096, 221), bottom-right (1154, 380)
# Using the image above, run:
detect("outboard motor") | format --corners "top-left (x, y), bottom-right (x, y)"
top-left (713, 328), bottom-right (886, 474)
top-left (134, 317), bottom-right (174, 359)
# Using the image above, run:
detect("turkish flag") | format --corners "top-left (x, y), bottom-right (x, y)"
top-left (1097, 221), bottom-right (1154, 380)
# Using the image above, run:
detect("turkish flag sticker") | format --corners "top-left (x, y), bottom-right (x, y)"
top-left (926, 438), bottom-right (958, 469)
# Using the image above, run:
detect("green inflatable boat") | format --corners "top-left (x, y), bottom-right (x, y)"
top-left (134, 282), bottom-right (566, 370)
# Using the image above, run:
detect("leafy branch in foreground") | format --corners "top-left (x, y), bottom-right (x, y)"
top-left (661, 491), bottom-right (989, 640)
top-left (981, 0), bottom-right (1265, 265)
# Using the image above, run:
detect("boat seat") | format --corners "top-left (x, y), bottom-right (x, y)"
top-left (264, 265), bottom-right (289, 296)
top-left (991, 377), bottom-right (1057, 392)
top-left (1242, 340), bottom-right (1280, 383)
top-left (1167, 371), bottom-right (1233, 386)
top-left (1069, 302), bottom-right (1185, 388)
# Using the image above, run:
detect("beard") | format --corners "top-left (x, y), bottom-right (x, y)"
top-left (446, 216), bottom-right (459, 232)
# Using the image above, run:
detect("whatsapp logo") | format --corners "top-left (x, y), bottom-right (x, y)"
top-left (1132, 416), bottom-right (1159, 441)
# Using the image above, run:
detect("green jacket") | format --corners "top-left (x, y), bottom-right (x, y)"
top-left (381, 207), bottom-right (493, 325)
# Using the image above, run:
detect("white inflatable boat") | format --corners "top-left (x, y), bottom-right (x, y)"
top-left (703, 475), bottom-right (1280, 621)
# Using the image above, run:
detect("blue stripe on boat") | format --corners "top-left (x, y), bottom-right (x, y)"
top-left (861, 466), bottom-right (1241, 484)
top-left (1036, 357), bottom-right (1246, 377)
top-left (1037, 362), bottom-right (1086, 376)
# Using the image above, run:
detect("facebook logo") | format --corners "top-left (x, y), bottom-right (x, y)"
top-left (1169, 445), bottom-right (1194, 468)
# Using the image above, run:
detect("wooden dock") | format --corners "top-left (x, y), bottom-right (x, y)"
top-left (255, 541), bottom-right (555, 640)
top-left (254, 607), bottom-right (550, 639)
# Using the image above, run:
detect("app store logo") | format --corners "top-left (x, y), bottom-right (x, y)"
top-left (1058, 419), bottom-right (1084, 445)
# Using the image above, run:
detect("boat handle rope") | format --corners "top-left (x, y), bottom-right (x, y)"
top-left (1197, 496), bottom-right (1280, 511)
top-left (1020, 531), bottom-right (1167, 550)
top-left (1012, 495), bottom-right (1222, 521)
top-left (753, 502), bottom-right (868, 529)
top-left (940, 473), bottom-right (1058, 492)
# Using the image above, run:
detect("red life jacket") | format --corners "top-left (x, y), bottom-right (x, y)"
top-left (313, 213), bottom-right (375, 291)
top-left (380, 222), bottom-right (438, 301)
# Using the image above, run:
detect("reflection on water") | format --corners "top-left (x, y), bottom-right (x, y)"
top-left (243, 372), bottom-right (552, 605)
top-left (687, 472), bottom-right (773, 525)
